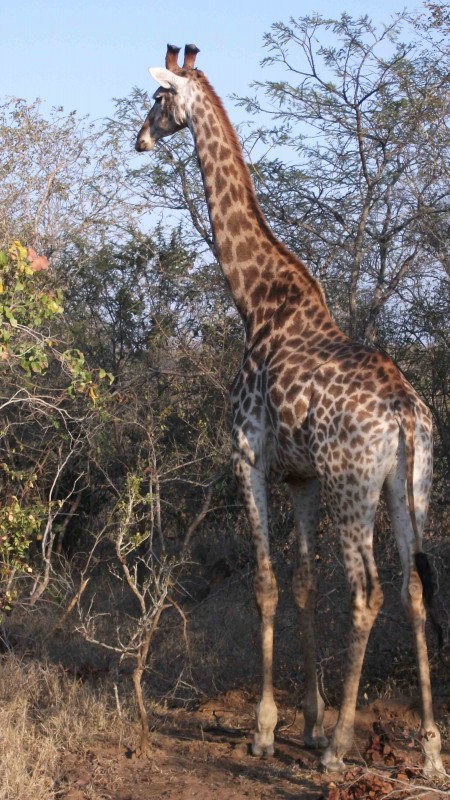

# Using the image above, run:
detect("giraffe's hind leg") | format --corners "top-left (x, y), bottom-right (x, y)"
top-left (289, 478), bottom-right (327, 749)
top-left (234, 453), bottom-right (278, 757)
top-left (321, 516), bottom-right (384, 772)
top-left (384, 436), bottom-right (445, 777)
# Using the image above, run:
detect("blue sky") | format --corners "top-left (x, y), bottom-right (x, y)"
top-left (1, 0), bottom-right (424, 123)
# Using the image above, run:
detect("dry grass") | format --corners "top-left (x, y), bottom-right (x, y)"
top-left (0, 653), bottom-right (125, 800)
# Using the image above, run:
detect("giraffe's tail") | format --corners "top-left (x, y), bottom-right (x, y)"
top-left (415, 552), bottom-right (443, 649)
top-left (403, 403), bottom-right (443, 648)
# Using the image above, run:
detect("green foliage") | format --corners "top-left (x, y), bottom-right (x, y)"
top-left (115, 471), bottom-right (154, 556)
top-left (0, 243), bottom-right (113, 612)
top-left (0, 241), bottom-right (62, 369)
top-left (0, 242), bottom-right (112, 400)
top-left (0, 497), bottom-right (44, 611)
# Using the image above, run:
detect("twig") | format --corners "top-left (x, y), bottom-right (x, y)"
top-left (183, 482), bottom-right (214, 552)
top-left (48, 577), bottom-right (91, 636)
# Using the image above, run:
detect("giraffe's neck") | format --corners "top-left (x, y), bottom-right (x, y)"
top-left (186, 76), bottom-right (330, 339)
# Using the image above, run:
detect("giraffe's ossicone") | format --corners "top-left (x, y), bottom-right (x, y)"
top-left (136, 44), bottom-right (446, 777)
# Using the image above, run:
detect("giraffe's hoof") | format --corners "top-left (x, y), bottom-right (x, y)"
top-left (252, 736), bottom-right (275, 758)
top-left (304, 733), bottom-right (329, 750)
top-left (422, 755), bottom-right (447, 780)
top-left (320, 749), bottom-right (346, 773)
top-left (420, 729), bottom-right (446, 779)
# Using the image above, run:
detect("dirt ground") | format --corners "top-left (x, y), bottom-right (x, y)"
top-left (58, 690), bottom-right (450, 800)
top-left (4, 505), bottom-right (449, 800)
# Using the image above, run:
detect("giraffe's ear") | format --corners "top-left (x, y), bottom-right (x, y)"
top-left (149, 67), bottom-right (187, 92)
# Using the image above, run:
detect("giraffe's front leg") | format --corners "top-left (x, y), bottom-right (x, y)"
top-left (253, 554), bottom-right (278, 757)
top-left (234, 451), bottom-right (278, 757)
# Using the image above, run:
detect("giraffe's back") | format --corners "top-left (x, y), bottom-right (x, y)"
top-left (232, 325), bottom-right (432, 488)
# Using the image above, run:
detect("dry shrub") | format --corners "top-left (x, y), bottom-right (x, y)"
top-left (0, 657), bottom-right (58, 800)
top-left (0, 653), bottom-right (124, 800)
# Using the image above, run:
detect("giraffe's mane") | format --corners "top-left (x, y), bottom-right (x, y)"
top-left (195, 71), bottom-right (329, 309)
top-left (196, 72), bottom-right (259, 194)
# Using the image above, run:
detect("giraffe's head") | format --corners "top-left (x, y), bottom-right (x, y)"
top-left (135, 44), bottom-right (200, 152)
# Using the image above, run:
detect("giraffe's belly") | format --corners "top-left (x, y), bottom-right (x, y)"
top-left (268, 420), bottom-right (317, 479)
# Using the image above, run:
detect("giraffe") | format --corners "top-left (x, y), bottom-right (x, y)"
top-left (135, 44), bottom-right (445, 776)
